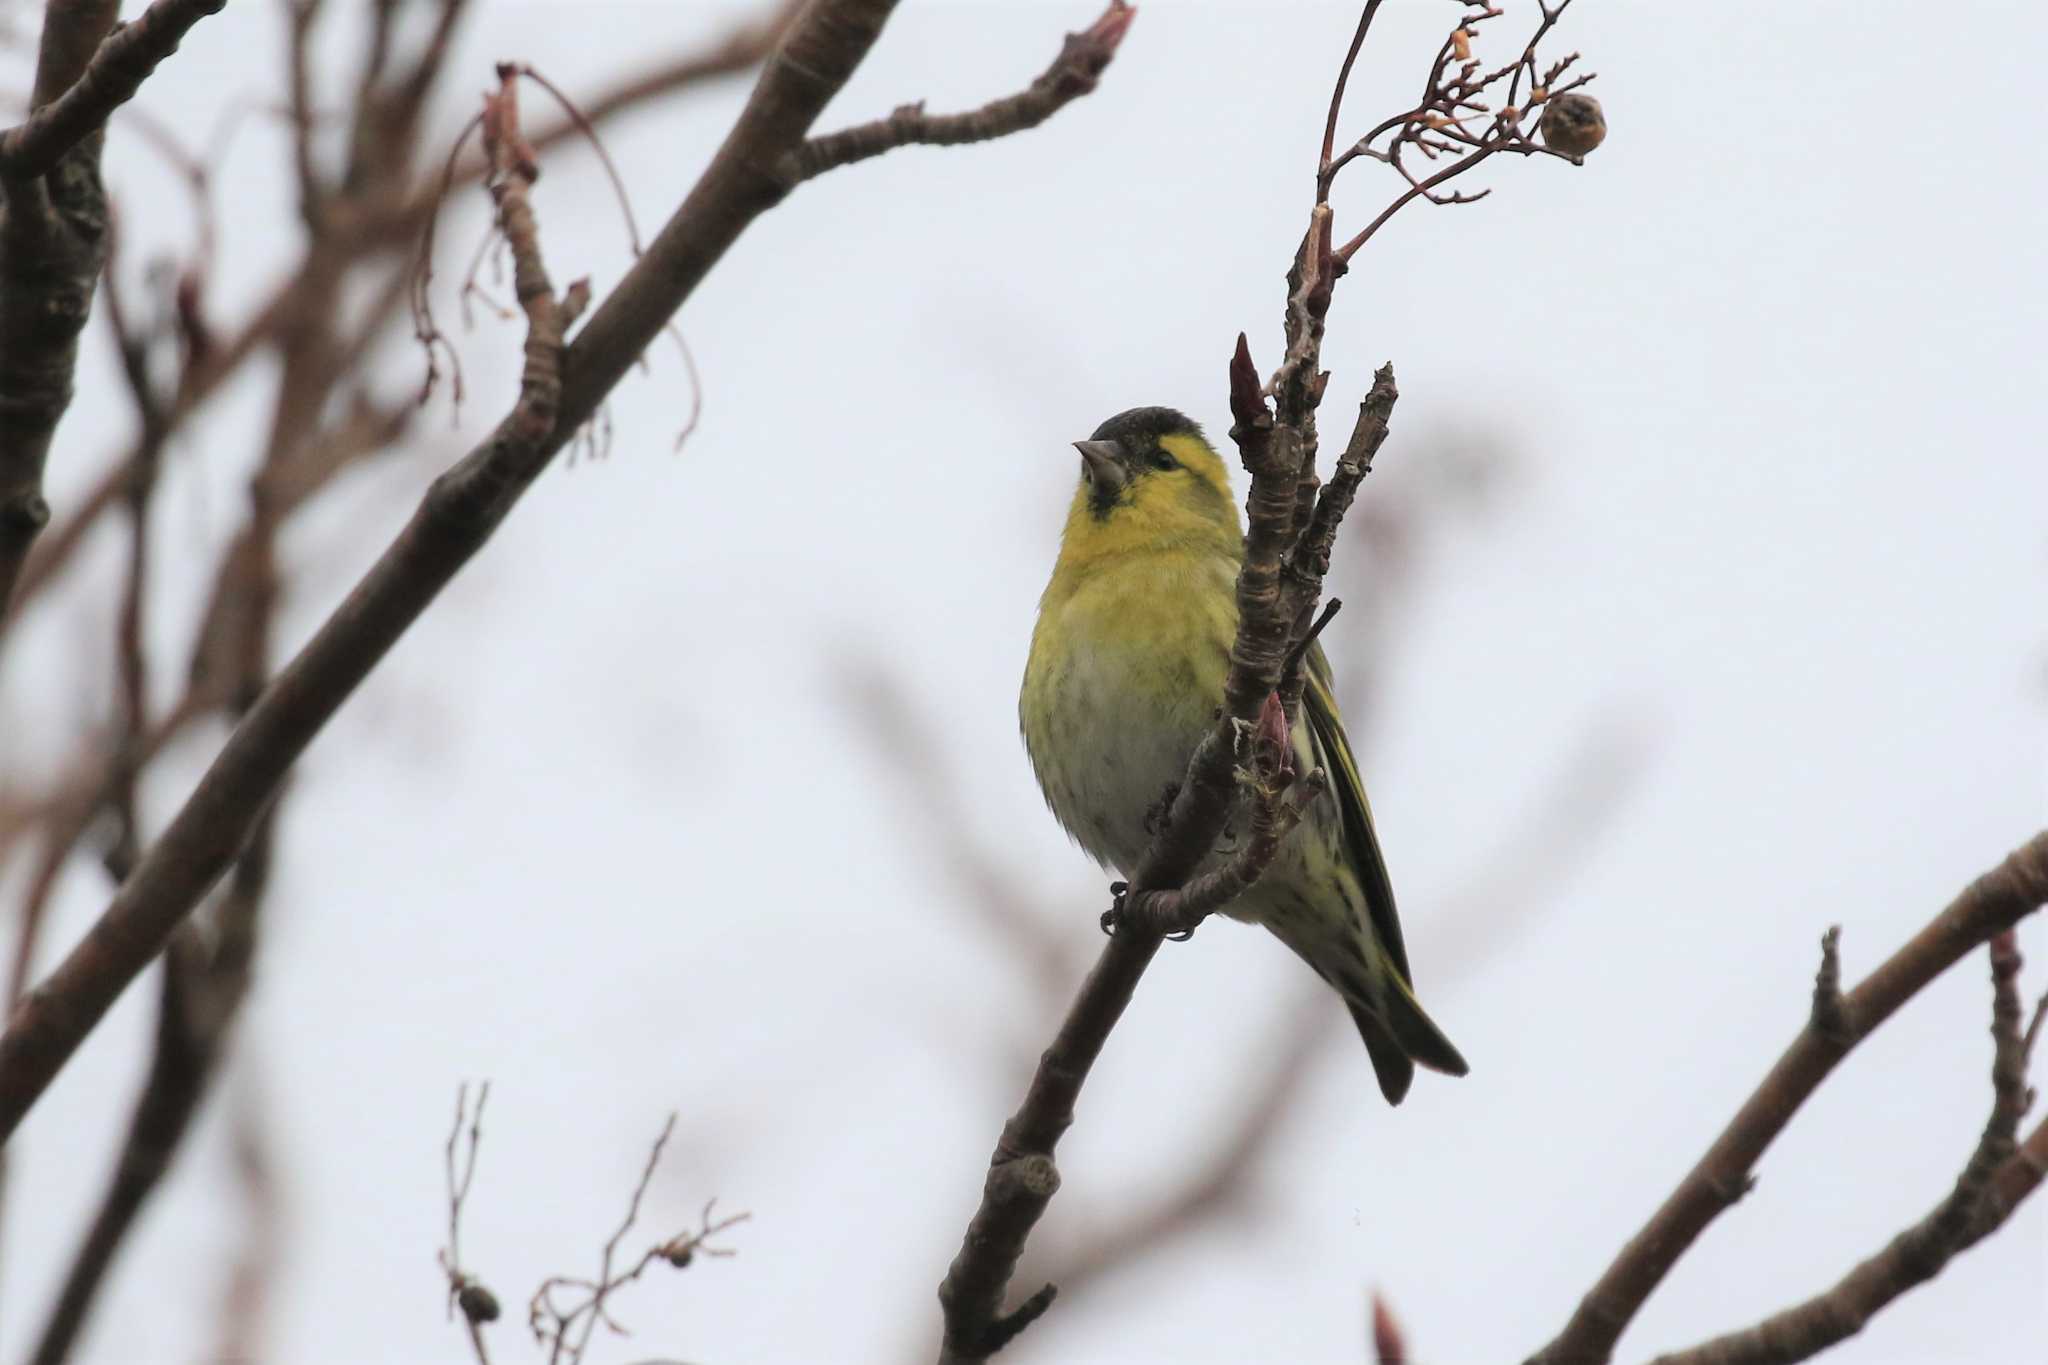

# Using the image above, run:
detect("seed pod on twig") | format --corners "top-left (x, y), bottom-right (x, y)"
top-left (1538, 92), bottom-right (1606, 157)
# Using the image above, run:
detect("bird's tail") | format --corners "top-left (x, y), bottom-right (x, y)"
top-left (1267, 914), bottom-right (1469, 1105)
top-left (1350, 973), bottom-right (1468, 1105)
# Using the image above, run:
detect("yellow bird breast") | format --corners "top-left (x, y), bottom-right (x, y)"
top-left (1020, 550), bottom-right (1240, 876)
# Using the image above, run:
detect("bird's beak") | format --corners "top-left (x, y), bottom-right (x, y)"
top-left (1073, 440), bottom-right (1128, 497)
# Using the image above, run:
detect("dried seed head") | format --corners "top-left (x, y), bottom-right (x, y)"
top-left (1539, 93), bottom-right (1607, 158)
top-left (457, 1283), bottom-right (501, 1324)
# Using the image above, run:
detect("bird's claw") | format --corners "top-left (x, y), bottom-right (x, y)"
top-left (1100, 881), bottom-right (1129, 936)
top-left (1100, 881), bottom-right (1196, 941)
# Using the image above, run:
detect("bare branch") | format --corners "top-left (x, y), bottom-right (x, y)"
top-left (0, 0), bottom-right (228, 180)
top-left (26, 806), bottom-right (276, 1365)
top-left (1323, 1), bottom-right (1597, 262)
top-left (527, 1114), bottom-right (748, 1365)
top-left (777, 1), bottom-right (1135, 184)
top-left (208, 1090), bottom-right (283, 1365)
top-left (0, 0), bottom-right (1124, 1148)
top-left (439, 1081), bottom-right (500, 1365)
top-left (1645, 931), bottom-right (2043, 1365)
top-left (1372, 1291), bottom-right (1409, 1365)
top-left (1526, 830), bottom-right (2048, 1365)
top-left (21, 351), bottom-right (284, 1356)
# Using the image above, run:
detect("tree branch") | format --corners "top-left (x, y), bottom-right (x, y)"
top-left (26, 807), bottom-right (274, 1365)
top-left (1116, 695), bottom-right (1328, 937)
top-left (1645, 931), bottom-right (2042, 1365)
top-left (0, 0), bottom-right (229, 181)
top-left (0, 0), bottom-right (233, 634)
top-left (1525, 830), bottom-right (2048, 1365)
top-left (29, 1), bottom-right (122, 111)
top-left (0, 0), bottom-right (1125, 1145)
top-left (775, 0), bottom-right (1134, 183)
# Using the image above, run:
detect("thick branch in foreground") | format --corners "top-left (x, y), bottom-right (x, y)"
top-left (0, 0), bottom-right (1128, 1143)
top-left (1526, 830), bottom-right (2048, 1365)
top-left (0, 0), bottom-right (228, 181)
top-left (0, 0), bottom-right (229, 628)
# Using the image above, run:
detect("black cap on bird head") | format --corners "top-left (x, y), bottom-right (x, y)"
top-left (1088, 406), bottom-right (1203, 447)
top-left (1071, 407), bottom-right (1206, 511)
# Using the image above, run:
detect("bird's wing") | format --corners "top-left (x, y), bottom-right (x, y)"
top-left (1301, 641), bottom-right (1414, 983)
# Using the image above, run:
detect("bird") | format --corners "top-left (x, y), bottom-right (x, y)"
top-left (1019, 405), bottom-right (1468, 1104)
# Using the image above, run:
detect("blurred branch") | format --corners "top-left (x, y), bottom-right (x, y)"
top-left (1036, 989), bottom-right (1331, 1299)
top-left (1371, 1291), bottom-right (1409, 1365)
top-left (525, 0), bottom-right (802, 156)
top-left (3, 453), bottom-right (125, 617)
top-left (0, 0), bottom-right (1124, 1147)
top-left (1526, 830), bottom-right (2048, 1365)
top-left (26, 804), bottom-right (272, 1365)
top-left (23, 259), bottom-right (285, 1352)
top-left (837, 655), bottom-right (1088, 1031)
top-left (208, 1085), bottom-right (283, 1365)
top-left (1646, 931), bottom-right (2045, 1365)
top-left (0, 0), bottom-right (227, 180)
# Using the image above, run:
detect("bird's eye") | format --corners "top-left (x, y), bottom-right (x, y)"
top-left (1148, 447), bottom-right (1179, 471)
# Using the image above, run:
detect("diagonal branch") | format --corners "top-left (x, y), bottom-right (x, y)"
top-left (1645, 931), bottom-right (2043, 1365)
top-left (0, 0), bottom-right (1127, 1145)
top-left (1524, 830), bottom-right (2048, 1365)
top-left (0, 0), bottom-right (229, 181)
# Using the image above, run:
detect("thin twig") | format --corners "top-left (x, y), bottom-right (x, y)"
top-left (1323, 0), bottom-right (1594, 262)
top-left (437, 1083), bottom-right (500, 1364)
top-left (776, 1), bottom-right (1135, 184)
top-left (527, 1114), bottom-right (748, 1365)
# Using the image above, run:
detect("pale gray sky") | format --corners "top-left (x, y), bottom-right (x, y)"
top-left (2, 2), bottom-right (2043, 1362)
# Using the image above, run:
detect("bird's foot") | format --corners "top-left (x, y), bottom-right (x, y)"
top-left (1098, 881), bottom-right (1129, 936)
top-left (1100, 881), bottom-right (1197, 941)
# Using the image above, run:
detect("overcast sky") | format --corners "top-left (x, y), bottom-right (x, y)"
top-left (2, 2), bottom-right (2043, 1362)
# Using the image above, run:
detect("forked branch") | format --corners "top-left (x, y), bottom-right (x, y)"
top-left (0, 0), bottom-right (1130, 1156)
top-left (1642, 930), bottom-right (2045, 1365)
top-left (1526, 831), bottom-right (2048, 1365)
